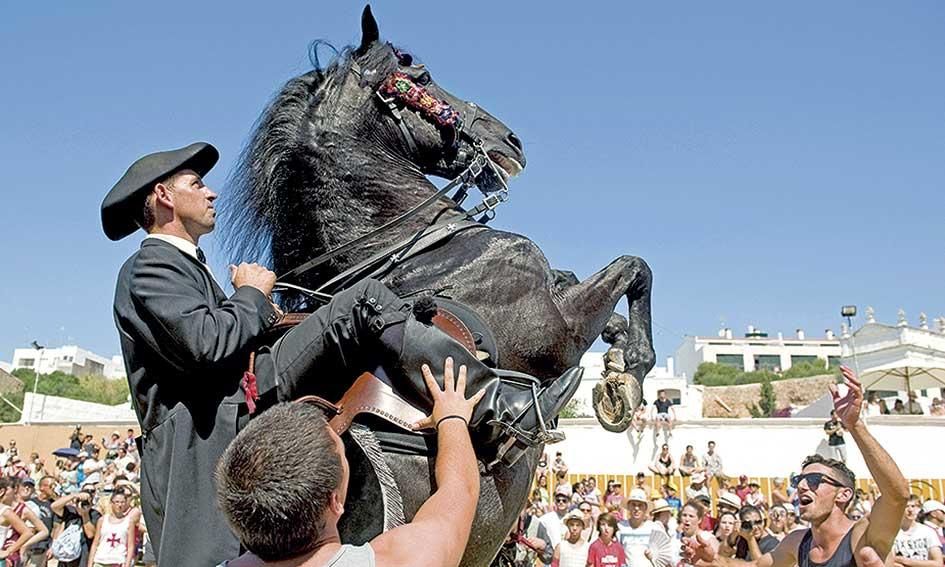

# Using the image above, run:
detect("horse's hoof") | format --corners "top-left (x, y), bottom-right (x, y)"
top-left (592, 372), bottom-right (641, 433)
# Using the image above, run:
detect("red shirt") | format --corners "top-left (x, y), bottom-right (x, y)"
top-left (588, 538), bottom-right (626, 567)
top-left (699, 515), bottom-right (718, 532)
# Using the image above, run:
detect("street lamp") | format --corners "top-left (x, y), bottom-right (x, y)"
top-left (27, 341), bottom-right (45, 425)
top-left (839, 306), bottom-right (861, 379)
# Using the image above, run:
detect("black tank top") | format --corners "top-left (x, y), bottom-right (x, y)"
top-left (798, 527), bottom-right (856, 567)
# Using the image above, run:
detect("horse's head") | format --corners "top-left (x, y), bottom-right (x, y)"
top-left (345, 6), bottom-right (526, 187)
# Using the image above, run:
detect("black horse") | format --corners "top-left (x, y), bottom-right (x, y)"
top-left (222, 7), bottom-right (655, 565)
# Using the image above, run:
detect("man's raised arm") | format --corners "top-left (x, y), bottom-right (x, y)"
top-left (370, 357), bottom-right (486, 567)
top-left (834, 366), bottom-right (910, 558)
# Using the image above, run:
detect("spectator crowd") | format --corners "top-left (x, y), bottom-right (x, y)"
top-left (504, 439), bottom-right (944, 567)
top-left (0, 426), bottom-right (152, 567)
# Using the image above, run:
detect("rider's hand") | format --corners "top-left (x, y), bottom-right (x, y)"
top-left (229, 263), bottom-right (276, 297)
top-left (831, 366), bottom-right (864, 430)
top-left (412, 357), bottom-right (486, 430)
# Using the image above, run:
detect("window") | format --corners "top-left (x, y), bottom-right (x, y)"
top-left (754, 355), bottom-right (781, 371)
top-left (827, 356), bottom-right (841, 368)
top-left (716, 354), bottom-right (744, 370)
top-left (17, 358), bottom-right (35, 367)
top-left (662, 389), bottom-right (682, 405)
top-left (791, 355), bottom-right (818, 367)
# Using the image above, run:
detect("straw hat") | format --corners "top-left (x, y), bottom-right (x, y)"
top-left (650, 498), bottom-right (673, 515)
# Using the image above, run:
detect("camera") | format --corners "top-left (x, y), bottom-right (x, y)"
top-left (740, 520), bottom-right (754, 531)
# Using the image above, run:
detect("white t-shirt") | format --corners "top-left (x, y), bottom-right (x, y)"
top-left (685, 485), bottom-right (709, 502)
top-left (617, 520), bottom-right (657, 567)
top-left (893, 522), bottom-right (942, 560)
top-left (539, 511), bottom-right (566, 548)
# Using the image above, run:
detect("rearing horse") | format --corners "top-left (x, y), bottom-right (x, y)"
top-left (222, 7), bottom-right (655, 565)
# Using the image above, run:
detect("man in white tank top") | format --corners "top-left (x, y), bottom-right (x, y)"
top-left (553, 511), bottom-right (590, 567)
top-left (87, 491), bottom-right (139, 567)
top-left (216, 358), bottom-right (486, 567)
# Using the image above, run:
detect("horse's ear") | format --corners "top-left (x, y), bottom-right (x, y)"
top-left (357, 5), bottom-right (380, 56)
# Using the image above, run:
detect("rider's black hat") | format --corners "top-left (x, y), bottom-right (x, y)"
top-left (101, 142), bottom-right (219, 241)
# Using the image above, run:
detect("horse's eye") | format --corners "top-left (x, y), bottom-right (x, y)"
top-left (397, 52), bottom-right (413, 66)
top-left (417, 71), bottom-right (432, 86)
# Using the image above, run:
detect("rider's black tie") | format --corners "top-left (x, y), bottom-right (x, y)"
top-left (196, 247), bottom-right (207, 264)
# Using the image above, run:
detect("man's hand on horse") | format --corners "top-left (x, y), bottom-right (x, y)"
top-left (229, 262), bottom-right (276, 297)
top-left (412, 357), bottom-right (486, 431)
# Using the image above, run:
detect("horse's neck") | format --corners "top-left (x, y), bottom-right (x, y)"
top-left (302, 150), bottom-right (458, 274)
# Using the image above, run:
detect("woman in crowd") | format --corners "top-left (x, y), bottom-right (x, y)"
top-left (88, 489), bottom-right (139, 567)
top-left (584, 477), bottom-right (602, 510)
top-left (536, 473), bottom-right (550, 506)
top-left (649, 444), bottom-right (676, 480)
top-left (586, 513), bottom-right (625, 567)
top-left (715, 511), bottom-right (738, 558)
top-left (0, 478), bottom-right (33, 566)
top-left (604, 481), bottom-right (623, 510)
top-left (8, 478), bottom-right (49, 562)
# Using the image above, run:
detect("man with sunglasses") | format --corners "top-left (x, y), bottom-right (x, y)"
top-left (685, 366), bottom-right (909, 567)
top-left (540, 488), bottom-right (574, 552)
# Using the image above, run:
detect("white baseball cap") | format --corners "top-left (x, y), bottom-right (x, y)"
top-left (923, 500), bottom-right (945, 515)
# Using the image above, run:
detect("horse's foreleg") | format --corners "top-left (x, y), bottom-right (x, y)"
top-left (552, 255), bottom-right (655, 376)
top-left (551, 256), bottom-right (656, 431)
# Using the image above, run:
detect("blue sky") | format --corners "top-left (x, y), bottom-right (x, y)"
top-left (1, 2), bottom-right (942, 366)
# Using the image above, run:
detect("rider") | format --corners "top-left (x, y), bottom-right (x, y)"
top-left (685, 366), bottom-right (909, 567)
top-left (215, 358), bottom-right (483, 567)
top-left (101, 142), bottom-right (583, 566)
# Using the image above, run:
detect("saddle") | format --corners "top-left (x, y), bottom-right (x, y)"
top-left (271, 299), bottom-right (498, 438)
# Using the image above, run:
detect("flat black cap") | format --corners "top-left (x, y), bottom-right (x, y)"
top-left (101, 142), bottom-right (219, 241)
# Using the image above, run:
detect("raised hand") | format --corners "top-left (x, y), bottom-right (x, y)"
top-left (413, 357), bottom-right (486, 431)
top-left (831, 366), bottom-right (864, 429)
top-left (683, 532), bottom-right (719, 566)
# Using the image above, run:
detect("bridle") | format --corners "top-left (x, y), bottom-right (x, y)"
top-left (276, 50), bottom-right (513, 293)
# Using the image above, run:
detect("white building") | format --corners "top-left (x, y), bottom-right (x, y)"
top-left (841, 307), bottom-right (945, 400)
top-left (674, 326), bottom-right (841, 382)
top-left (10, 345), bottom-right (125, 380)
top-left (577, 352), bottom-right (703, 420)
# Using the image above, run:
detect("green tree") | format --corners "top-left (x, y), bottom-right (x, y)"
top-left (694, 363), bottom-right (740, 386)
top-left (3, 370), bottom-right (131, 423)
top-left (781, 359), bottom-right (830, 380)
top-left (694, 362), bottom-right (779, 387)
top-left (747, 378), bottom-right (777, 418)
top-left (559, 398), bottom-right (588, 418)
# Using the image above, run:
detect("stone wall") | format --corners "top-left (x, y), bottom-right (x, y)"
top-left (701, 374), bottom-right (836, 417)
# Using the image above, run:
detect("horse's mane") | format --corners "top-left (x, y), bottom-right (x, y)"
top-left (220, 41), bottom-right (398, 265)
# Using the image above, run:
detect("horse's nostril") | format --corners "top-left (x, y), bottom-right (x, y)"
top-left (507, 133), bottom-right (523, 152)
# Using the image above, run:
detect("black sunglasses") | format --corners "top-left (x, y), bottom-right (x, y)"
top-left (579, 507), bottom-right (592, 512)
top-left (555, 496), bottom-right (570, 503)
top-left (791, 472), bottom-right (846, 491)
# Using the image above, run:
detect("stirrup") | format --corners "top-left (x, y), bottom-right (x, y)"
top-left (484, 379), bottom-right (567, 469)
